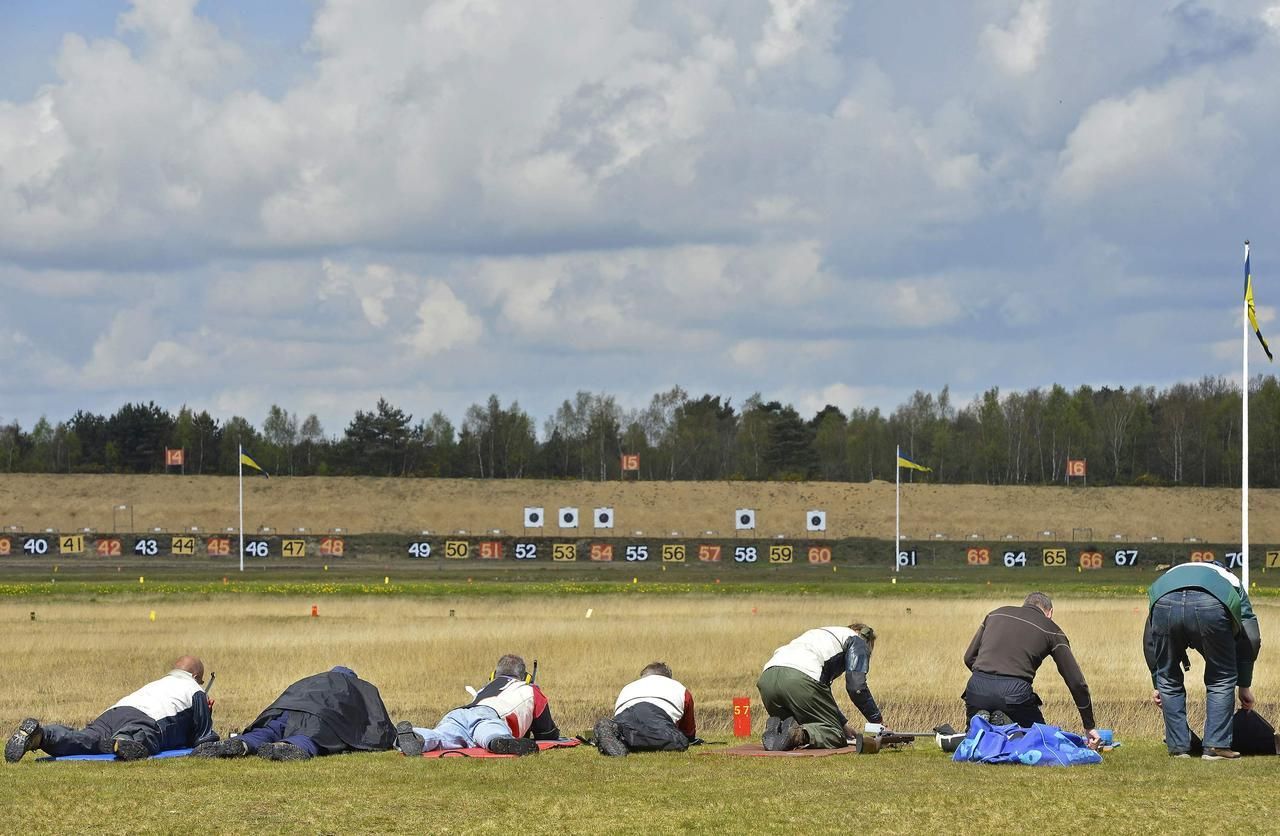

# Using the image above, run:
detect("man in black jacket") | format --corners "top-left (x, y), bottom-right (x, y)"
top-left (962, 592), bottom-right (1101, 748)
top-left (5, 656), bottom-right (217, 762)
top-left (193, 666), bottom-right (395, 761)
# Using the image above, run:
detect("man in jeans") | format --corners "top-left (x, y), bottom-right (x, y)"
top-left (396, 654), bottom-right (559, 757)
top-left (1144, 560), bottom-right (1262, 760)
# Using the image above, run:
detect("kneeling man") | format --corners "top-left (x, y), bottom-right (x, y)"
top-left (193, 666), bottom-right (395, 761)
top-left (396, 654), bottom-right (559, 757)
top-left (962, 592), bottom-right (1099, 748)
top-left (6, 655), bottom-right (216, 762)
top-left (593, 662), bottom-right (696, 757)
top-left (757, 624), bottom-right (882, 750)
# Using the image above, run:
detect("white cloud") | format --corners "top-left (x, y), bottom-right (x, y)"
top-left (754, 0), bottom-right (843, 69)
top-left (981, 0), bottom-right (1051, 76)
top-left (1049, 74), bottom-right (1236, 209)
top-left (404, 280), bottom-right (482, 356)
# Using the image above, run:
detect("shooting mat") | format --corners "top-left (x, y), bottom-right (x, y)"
top-left (420, 739), bottom-right (580, 758)
top-left (38, 748), bottom-right (193, 762)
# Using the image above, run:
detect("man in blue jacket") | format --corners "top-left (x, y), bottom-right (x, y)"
top-left (5, 655), bottom-right (217, 762)
top-left (1144, 560), bottom-right (1262, 760)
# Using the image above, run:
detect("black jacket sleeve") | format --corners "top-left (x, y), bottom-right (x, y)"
top-left (529, 703), bottom-right (560, 740)
top-left (843, 636), bottom-right (882, 724)
top-left (188, 693), bottom-right (219, 746)
top-left (963, 619), bottom-right (986, 671)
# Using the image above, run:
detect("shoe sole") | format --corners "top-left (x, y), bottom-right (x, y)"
top-left (487, 737), bottom-right (539, 756)
top-left (396, 721), bottom-right (425, 757)
top-left (5, 718), bottom-right (40, 763)
top-left (268, 743), bottom-right (311, 761)
top-left (113, 739), bottom-right (149, 761)
top-left (593, 719), bottom-right (629, 757)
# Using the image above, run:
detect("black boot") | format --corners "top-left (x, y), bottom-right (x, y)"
top-left (4, 718), bottom-right (42, 763)
top-left (593, 718), bottom-right (629, 757)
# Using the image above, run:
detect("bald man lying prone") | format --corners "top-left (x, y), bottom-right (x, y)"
top-left (5, 656), bottom-right (218, 762)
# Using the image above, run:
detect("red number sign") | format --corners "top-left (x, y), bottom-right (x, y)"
top-left (620, 454), bottom-right (640, 471)
top-left (1067, 459), bottom-right (1086, 477)
top-left (165, 448), bottom-right (185, 467)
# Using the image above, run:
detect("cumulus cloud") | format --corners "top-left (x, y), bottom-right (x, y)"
top-left (1048, 73), bottom-right (1239, 223)
top-left (2, 0), bottom-right (1279, 432)
top-left (981, 0), bottom-right (1051, 76)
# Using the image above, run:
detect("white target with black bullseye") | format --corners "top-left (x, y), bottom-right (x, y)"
top-left (594, 507), bottom-right (614, 529)
top-left (806, 510), bottom-right (827, 532)
top-left (735, 509), bottom-right (756, 530)
top-left (558, 507), bottom-right (579, 528)
top-left (523, 507), bottom-right (544, 528)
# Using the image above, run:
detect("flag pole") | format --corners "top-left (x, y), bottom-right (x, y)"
top-left (1242, 241), bottom-right (1251, 590)
top-left (239, 443), bottom-right (245, 574)
top-left (895, 444), bottom-right (901, 573)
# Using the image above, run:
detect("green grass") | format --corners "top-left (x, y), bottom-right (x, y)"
top-left (2, 741), bottom-right (1274, 835)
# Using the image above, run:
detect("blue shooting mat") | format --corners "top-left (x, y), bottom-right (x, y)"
top-left (952, 716), bottom-right (1101, 766)
top-left (38, 748), bottom-right (193, 762)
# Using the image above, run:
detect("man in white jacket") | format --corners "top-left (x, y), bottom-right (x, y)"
top-left (5, 656), bottom-right (217, 762)
top-left (593, 662), bottom-right (697, 757)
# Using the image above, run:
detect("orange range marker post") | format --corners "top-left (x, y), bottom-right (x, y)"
top-left (733, 697), bottom-right (751, 738)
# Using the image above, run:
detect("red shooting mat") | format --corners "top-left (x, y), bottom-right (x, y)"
top-left (420, 739), bottom-right (580, 759)
top-left (706, 743), bottom-right (860, 757)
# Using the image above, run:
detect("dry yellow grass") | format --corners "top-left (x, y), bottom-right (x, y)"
top-left (0, 474), bottom-right (1275, 543)
top-left (2, 594), bottom-right (1273, 742)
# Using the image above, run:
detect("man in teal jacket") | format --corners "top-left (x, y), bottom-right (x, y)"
top-left (1143, 560), bottom-right (1261, 760)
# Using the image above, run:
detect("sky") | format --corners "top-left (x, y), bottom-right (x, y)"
top-left (3, 0), bottom-right (1280, 438)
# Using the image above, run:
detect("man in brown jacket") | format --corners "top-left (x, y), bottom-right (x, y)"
top-left (962, 592), bottom-right (1101, 748)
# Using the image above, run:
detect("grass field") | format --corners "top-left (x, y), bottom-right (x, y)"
top-left (2, 473), bottom-right (1276, 543)
top-left (0, 591), bottom-right (1276, 834)
top-left (2, 477), bottom-right (1275, 833)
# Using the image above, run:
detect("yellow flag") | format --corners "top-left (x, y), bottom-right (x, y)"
top-left (1246, 244), bottom-right (1273, 361)
top-left (897, 455), bottom-right (931, 473)
top-left (240, 452), bottom-right (269, 478)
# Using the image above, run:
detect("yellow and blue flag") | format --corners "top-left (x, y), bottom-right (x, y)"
top-left (1246, 242), bottom-right (1273, 362)
top-left (240, 451), bottom-right (270, 478)
top-left (897, 455), bottom-right (931, 473)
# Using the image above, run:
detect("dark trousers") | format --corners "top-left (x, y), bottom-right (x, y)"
top-left (963, 671), bottom-right (1045, 727)
top-left (41, 707), bottom-right (161, 757)
top-left (1149, 589), bottom-right (1238, 752)
top-left (757, 666), bottom-right (847, 749)
top-left (615, 703), bottom-right (690, 752)
top-left (239, 712), bottom-right (321, 757)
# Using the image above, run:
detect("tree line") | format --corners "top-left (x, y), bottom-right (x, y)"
top-left (4, 376), bottom-right (1280, 487)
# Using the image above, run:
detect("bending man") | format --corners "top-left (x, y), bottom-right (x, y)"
top-left (6, 655), bottom-right (216, 762)
top-left (962, 592), bottom-right (1099, 747)
top-left (193, 666), bottom-right (395, 761)
top-left (757, 624), bottom-right (881, 750)
top-left (594, 661), bottom-right (696, 757)
top-left (396, 654), bottom-right (559, 757)
top-left (1144, 560), bottom-right (1261, 760)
